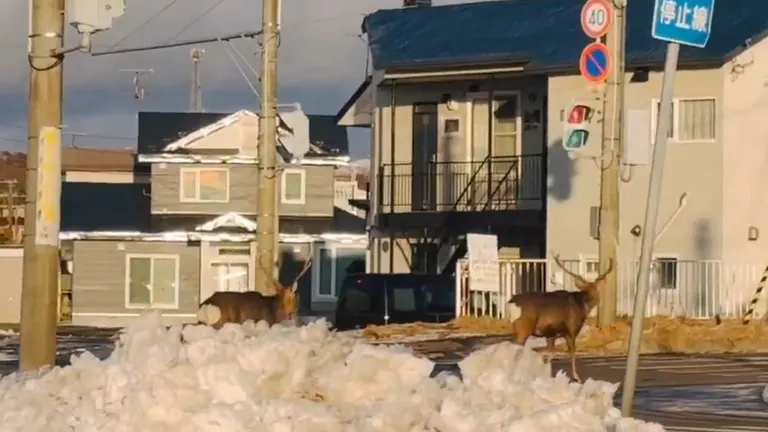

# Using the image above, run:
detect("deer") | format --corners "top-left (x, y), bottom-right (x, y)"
top-left (505, 254), bottom-right (614, 381)
top-left (196, 250), bottom-right (313, 329)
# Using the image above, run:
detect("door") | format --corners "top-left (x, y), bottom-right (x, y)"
top-left (411, 103), bottom-right (439, 211)
top-left (490, 95), bottom-right (521, 209)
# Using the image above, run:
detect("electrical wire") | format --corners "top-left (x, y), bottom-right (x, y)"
top-left (165, 0), bottom-right (229, 43)
top-left (104, 0), bottom-right (182, 51)
top-left (221, 43), bottom-right (261, 101)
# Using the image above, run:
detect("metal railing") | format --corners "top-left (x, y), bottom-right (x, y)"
top-left (378, 155), bottom-right (544, 213)
top-left (455, 258), bottom-right (764, 320)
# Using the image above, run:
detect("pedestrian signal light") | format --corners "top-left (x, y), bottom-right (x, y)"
top-left (563, 104), bottom-right (592, 151)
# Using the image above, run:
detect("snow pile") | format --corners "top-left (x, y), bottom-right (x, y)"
top-left (0, 313), bottom-right (664, 431)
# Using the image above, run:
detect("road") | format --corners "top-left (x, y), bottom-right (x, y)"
top-left (403, 335), bottom-right (768, 431)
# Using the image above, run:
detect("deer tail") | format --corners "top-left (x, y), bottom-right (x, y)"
top-left (197, 304), bottom-right (221, 326)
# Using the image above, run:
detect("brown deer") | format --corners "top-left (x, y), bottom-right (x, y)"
top-left (505, 254), bottom-right (614, 381)
top-left (197, 251), bottom-right (313, 329)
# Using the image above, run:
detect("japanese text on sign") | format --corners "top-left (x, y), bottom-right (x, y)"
top-left (466, 233), bottom-right (500, 292)
top-left (658, 0), bottom-right (709, 32)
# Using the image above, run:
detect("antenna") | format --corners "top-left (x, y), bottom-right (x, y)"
top-left (119, 68), bottom-right (154, 100)
top-left (190, 48), bottom-right (204, 112)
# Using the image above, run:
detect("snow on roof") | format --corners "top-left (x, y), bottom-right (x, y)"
top-left (0, 313), bottom-right (664, 430)
top-left (162, 109), bottom-right (257, 152)
top-left (195, 212), bottom-right (258, 232)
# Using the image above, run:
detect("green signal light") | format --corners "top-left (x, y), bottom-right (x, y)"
top-left (564, 129), bottom-right (589, 150)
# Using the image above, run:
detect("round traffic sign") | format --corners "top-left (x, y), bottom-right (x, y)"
top-left (581, 0), bottom-right (613, 39)
top-left (579, 42), bottom-right (611, 84)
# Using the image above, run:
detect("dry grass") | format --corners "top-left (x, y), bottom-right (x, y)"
top-left (358, 315), bottom-right (768, 355)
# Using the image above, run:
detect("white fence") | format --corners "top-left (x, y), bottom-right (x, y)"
top-left (455, 258), bottom-right (766, 320)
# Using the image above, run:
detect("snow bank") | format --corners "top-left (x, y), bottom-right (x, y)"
top-left (0, 313), bottom-right (664, 431)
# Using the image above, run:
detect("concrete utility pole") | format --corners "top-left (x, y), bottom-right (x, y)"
top-left (20, 0), bottom-right (65, 371)
top-left (255, 0), bottom-right (281, 295)
top-left (190, 48), bottom-right (203, 112)
top-left (597, 0), bottom-right (627, 326)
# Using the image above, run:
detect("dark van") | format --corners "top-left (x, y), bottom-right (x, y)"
top-left (333, 273), bottom-right (455, 331)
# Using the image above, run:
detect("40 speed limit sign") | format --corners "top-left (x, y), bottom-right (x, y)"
top-left (581, 0), bottom-right (613, 39)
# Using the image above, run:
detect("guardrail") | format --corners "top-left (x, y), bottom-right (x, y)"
top-left (455, 258), bottom-right (764, 320)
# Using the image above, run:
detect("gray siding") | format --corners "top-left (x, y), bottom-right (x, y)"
top-left (72, 240), bottom-right (200, 314)
top-left (151, 163), bottom-right (258, 214)
top-left (151, 163), bottom-right (335, 217)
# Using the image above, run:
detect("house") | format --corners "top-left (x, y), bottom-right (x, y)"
top-left (59, 107), bottom-right (366, 327)
top-left (62, 147), bottom-right (148, 184)
top-left (338, 0), bottom-right (768, 288)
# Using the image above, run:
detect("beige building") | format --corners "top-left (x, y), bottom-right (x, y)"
top-left (338, 0), bottom-right (768, 278)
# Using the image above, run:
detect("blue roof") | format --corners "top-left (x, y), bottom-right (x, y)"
top-left (365, 0), bottom-right (768, 71)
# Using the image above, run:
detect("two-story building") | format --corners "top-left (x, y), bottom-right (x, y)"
top-left (340, 0), bottom-right (768, 276)
top-left (59, 108), bottom-right (366, 327)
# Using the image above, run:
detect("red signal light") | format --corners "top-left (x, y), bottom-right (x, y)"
top-left (567, 105), bottom-right (590, 124)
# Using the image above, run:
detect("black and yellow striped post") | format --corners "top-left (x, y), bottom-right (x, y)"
top-left (742, 264), bottom-right (768, 325)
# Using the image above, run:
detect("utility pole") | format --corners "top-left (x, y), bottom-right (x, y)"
top-left (190, 48), bottom-right (203, 112)
top-left (255, 0), bottom-right (280, 295)
top-left (597, 0), bottom-right (626, 326)
top-left (20, 0), bottom-right (65, 371)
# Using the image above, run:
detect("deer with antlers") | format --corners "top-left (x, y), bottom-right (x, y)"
top-left (505, 254), bottom-right (614, 381)
top-left (197, 250), bottom-right (314, 329)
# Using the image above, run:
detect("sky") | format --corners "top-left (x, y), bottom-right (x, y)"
top-left (0, 0), bottom-right (473, 159)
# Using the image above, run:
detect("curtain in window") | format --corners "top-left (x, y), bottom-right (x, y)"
top-left (181, 171), bottom-right (198, 200)
top-left (152, 258), bottom-right (177, 304)
top-left (678, 99), bottom-right (715, 141)
top-left (128, 257), bottom-right (151, 305)
top-left (655, 102), bottom-right (675, 138)
top-left (283, 172), bottom-right (304, 201)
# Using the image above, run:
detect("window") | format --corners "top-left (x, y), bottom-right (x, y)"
top-left (314, 246), bottom-right (367, 299)
top-left (125, 254), bottom-right (179, 309)
top-left (651, 98), bottom-right (716, 142)
top-left (653, 257), bottom-right (678, 290)
top-left (281, 168), bottom-right (306, 204)
top-left (211, 262), bottom-right (249, 292)
top-left (180, 168), bottom-right (229, 202)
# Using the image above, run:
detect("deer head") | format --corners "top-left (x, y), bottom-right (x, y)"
top-left (258, 249), bottom-right (314, 321)
top-left (552, 253), bottom-right (614, 292)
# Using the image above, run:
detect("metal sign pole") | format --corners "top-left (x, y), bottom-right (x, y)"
top-left (621, 42), bottom-right (679, 416)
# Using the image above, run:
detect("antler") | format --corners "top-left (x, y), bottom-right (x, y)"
top-left (593, 258), bottom-right (614, 284)
top-left (289, 249), bottom-right (314, 292)
top-left (552, 254), bottom-right (589, 286)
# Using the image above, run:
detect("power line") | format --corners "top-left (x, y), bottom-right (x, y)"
top-left (165, 0), bottom-right (229, 43)
top-left (104, 0), bottom-right (181, 51)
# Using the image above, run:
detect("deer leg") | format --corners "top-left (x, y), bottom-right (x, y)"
top-left (544, 337), bottom-right (556, 363)
top-left (565, 335), bottom-right (580, 382)
top-left (513, 319), bottom-right (532, 346)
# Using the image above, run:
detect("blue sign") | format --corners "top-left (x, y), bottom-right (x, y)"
top-left (579, 42), bottom-right (611, 83)
top-left (652, 0), bottom-right (715, 48)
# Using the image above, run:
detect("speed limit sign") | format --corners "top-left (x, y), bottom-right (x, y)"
top-left (581, 0), bottom-right (613, 39)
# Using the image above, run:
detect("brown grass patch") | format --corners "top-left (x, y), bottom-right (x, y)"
top-left (358, 315), bottom-right (768, 354)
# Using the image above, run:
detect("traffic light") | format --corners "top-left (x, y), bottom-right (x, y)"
top-left (563, 103), bottom-right (592, 151)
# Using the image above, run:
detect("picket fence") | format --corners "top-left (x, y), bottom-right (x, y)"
top-left (455, 258), bottom-right (766, 320)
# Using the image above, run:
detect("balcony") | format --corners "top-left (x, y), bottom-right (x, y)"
top-left (378, 155), bottom-right (545, 214)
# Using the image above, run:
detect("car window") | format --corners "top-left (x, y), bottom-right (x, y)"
top-left (339, 277), bottom-right (381, 313)
top-left (391, 287), bottom-right (418, 312)
top-left (423, 281), bottom-right (454, 312)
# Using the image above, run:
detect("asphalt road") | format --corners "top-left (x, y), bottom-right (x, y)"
top-left (403, 335), bottom-right (768, 431)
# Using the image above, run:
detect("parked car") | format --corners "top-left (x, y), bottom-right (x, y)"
top-left (333, 273), bottom-right (455, 331)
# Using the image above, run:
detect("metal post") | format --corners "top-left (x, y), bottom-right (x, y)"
top-left (190, 48), bottom-right (203, 112)
top-left (621, 42), bottom-right (680, 416)
top-left (597, 0), bottom-right (627, 326)
top-left (20, 0), bottom-right (65, 371)
top-left (255, 0), bottom-right (280, 295)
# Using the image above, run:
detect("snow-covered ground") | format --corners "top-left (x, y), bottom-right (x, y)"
top-left (0, 312), bottom-right (664, 431)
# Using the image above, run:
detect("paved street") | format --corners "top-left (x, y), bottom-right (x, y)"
top-left (402, 336), bottom-right (768, 431)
